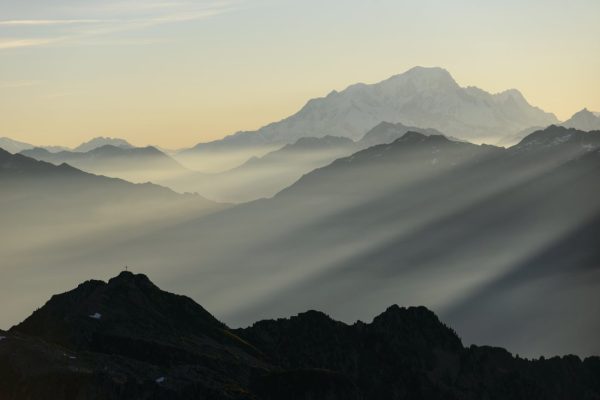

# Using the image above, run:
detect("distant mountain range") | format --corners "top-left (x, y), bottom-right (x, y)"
top-left (4, 126), bottom-right (598, 357)
top-left (165, 122), bottom-right (449, 202)
top-left (20, 144), bottom-right (187, 184)
top-left (497, 108), bottom-right (600, 146)
top-left (0, 137), bottom-right (36, 154)
top-left (0, 136), bottom-right (133, 155)
top-left (0, 146), bottom-right (213, 217)
top-left (2, 271), bottom-right (598, 400)
top-left (179, 67), bottom-right (558, 169)
top-left (164, 135), bottom-right (356, 202)
top-left (0, 137), bottom-right (68, 154)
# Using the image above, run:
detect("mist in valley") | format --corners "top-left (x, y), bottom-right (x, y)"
top-left (2, 127), bottom-right (599, 358)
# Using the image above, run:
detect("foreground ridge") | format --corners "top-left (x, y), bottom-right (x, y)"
top-left (1, 272), bottom-right (599, 400)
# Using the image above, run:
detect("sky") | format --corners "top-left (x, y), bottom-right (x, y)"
top-left (1, 0), bottom-right (599, 148)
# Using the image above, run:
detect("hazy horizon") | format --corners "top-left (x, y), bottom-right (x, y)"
top-left (1, 0), bottom-right (600, 148)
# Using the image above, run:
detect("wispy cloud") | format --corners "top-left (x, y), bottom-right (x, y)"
top-left (43, 92), bottom-right (77, 99)
top-left (0, 38), bottom-right (58, 50)
top-left (0, 80), bottom-right (41, 89)
top-left (0, 0), bottom-right (243, 51)
top-left (86, 1), bottom-right (193, 14)
top-left (0, 19), bottom-right (103, 26)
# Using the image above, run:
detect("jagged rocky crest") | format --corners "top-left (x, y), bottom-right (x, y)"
top-left (1, 272), bottom-right (599, 400)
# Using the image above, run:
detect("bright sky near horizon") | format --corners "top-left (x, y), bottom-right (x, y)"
top-left (1, 0), bottom-right (599, 148)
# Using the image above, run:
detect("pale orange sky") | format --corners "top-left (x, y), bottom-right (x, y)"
top-left (1, 0), bottom-right (599, 148)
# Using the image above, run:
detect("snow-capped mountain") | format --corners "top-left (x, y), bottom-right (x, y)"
top-left (184, 67), bottom-right (558, 158)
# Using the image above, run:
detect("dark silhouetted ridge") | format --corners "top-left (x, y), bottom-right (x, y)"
top-left (2, 273), bottom-right (600, 400)
top-left (370, 305), bottom-right (462, 352)
top-left (12, 271), bottom-right (231, 355)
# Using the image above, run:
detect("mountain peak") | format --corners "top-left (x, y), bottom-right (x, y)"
top-left (573, 108), bottom-right (594, 117)
top-left (75, 137), bottom-right (133, 153)
top-left (371, 305), bottom-right (462, 351)
top-left (496, 88), bottom-right (527, 103)
top-left (399, 131), bottom-right (428, 141)
top-left (386, 66), bottom-right (459, 89)
top-left (11, 270), bottom-right (227, 351)
top-left (107, 270), bottom-right (156, 288)
top-left (404, 65), bottom-right (453, 78)
top-left (4, 273), bottom-right (600, 398)
top-left (561, 108), bottom-right (600, 131)
top-left (186, 66), bottom-right (557, 150)
top-left (395, 131), bottom-right (451, 146)
top-left (373, 305), bottom-right (437, 324)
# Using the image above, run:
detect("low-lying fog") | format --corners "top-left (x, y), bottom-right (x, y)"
top-left (1, 129), bottom-right (599, 358)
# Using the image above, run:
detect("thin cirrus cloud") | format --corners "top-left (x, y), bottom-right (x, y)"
top-left (0, 80), bottom-right (41, 88)
top-left (0, 19), bottom-right (103, 26)
top-left (0, 0), bottom-right (243, 50)
top-left (0, 38), bottom-right (59, 50)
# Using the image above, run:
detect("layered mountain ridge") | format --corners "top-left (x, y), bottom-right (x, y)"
top-left (20, 144), bottom-right (188, 185)
top-left (2, 126), bottom-right (599, 359)
top-left (164, 122), bottom-right (455, 202)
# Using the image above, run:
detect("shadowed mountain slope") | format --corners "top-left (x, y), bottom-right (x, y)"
top-left (13, 271), bottom-right (260, 365)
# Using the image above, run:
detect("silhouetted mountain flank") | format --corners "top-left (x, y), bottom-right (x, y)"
top-left (13, 271), bottom-right (258, 365)
top-left (0, 147), bottom-right (81, 178)
top-left (1, 272), bottom-right (599, 400)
